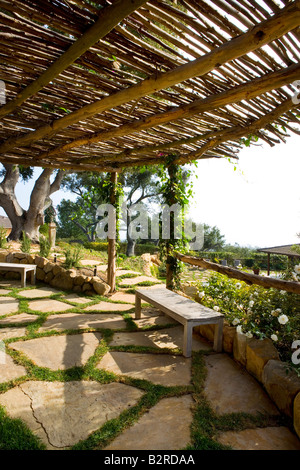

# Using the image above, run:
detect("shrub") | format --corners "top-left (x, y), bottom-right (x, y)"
top-left (63, 245), bottom-right (83, 269)
top-left (20, 231), bottom-right (31, 253)
top-left (39, 235), bottom-right (51, 258)
top-left (0, 226), bottom-right (7, 249)
top-left (195, 269), bottom-right (300, 373)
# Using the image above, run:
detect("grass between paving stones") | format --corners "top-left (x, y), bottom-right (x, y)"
top-left (0, 284), bottom-right (291, 450)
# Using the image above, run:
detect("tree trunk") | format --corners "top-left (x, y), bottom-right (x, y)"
top-left (0, 164), bottom-right (66, 242)
top-left (126, 237), bottom-right (136, 257)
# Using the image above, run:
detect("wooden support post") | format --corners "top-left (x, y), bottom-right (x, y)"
top-left (107, 172), bottom-right (118, 293)
top-left (165, 163), bottom-right (176, 291)
top-left (267, 253), bottom-right (270, 276)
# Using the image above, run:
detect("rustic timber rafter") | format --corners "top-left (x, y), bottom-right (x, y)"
top-left (0, 1), bottom-right (299, 158)
top-left (0, 0), bottom-right (147, 119)
top-left (33, 63), bottom-right (300, 162)
top-left (0, 0), bottom-right (299, 172)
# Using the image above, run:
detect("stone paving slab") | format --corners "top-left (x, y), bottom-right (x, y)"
top-left (217, 426), bottom-right (300, 450)
top-left (62, 293), bottom-right (93, 304)
top-left (0, 327), bottom-right (26, 340)
top-left (0, 289), bottom-right (11, 295)
top-left (84, 301), bottom-right (134, 312)
top-left (17, 287), bottom-right (63, 298)
top-left (0, 313), bottom-right (39, 325)
top-left (108, 292), bottom-right (136, 304)
top-left (118, 276), bottom-right (162, 286)
top-left (105, 395), bottom-right (194, 450)
top-left (132, 315), bottom-right (178, 328)
top-left (0, 381), bottom-right (143, 449)
top-left (0, 297), bottom-right (19, 315)
top-left (97, 351), bottom-right (191, 386)
top-left (28, 298), bottom-right (72, 312)
top-left (203, 353), bottom-right (279, 416)
top-left (0, 353), bottom-right (27, 383)
top-left (10, 332), bottom-right (102, 370)
top-left (39, 313), bottom-right (127, 332)
top-left (109, 326), bottom-right (211, 352)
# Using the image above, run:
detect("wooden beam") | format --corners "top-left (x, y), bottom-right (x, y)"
top-left (33, 63), bottom-right (299, 162)
top-left (174, 97), bottom-right (298, 165)
top-left (175, 252), bottom-right (300, 294)
top-left (0, 0), bottom-right (147, 119)
top-left (107, 172), bottom-right (118, 292)
top-left (0, 2), bottom-right (299, 154)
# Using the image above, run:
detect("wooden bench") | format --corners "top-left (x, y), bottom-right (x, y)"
top-left (0, 263), bottom-right (36, 288)
top-left (135, 288), bottom-right (224, 358)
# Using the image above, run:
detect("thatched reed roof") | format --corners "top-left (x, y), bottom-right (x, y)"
top-left (0, 0), bottom-right (299, 172)
top-left (257, 244), bottom-right (300, 257)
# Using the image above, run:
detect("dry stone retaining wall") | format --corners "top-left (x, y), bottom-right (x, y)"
top-left (0, 252), bottom-right (110, 296)
top-left (195, 322), bottom-right (300, 440)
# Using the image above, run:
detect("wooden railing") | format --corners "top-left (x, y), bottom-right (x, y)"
top-left (175, 252), bottom-right (300, 295)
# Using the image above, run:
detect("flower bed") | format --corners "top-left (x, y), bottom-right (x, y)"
top-left (192, 269), bottom-right (300, 439)
top-left (195, 271), bottom-right (300, 371)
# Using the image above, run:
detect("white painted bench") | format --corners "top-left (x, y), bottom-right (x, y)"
top-left (135, 288), bottom-right (224, 357)
top-left (0, 262), bottom-right (36, 288)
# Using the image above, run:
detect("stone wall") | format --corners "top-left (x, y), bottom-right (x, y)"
top-left (195, 322), bottom-right (300, 440)
top-left (0, 252), bottom-right (110, 296)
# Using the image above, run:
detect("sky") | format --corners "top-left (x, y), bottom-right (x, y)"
top-left (188, 134), bottom-right (300, 248)
top-left (1, 133), bottom-right (299, 249)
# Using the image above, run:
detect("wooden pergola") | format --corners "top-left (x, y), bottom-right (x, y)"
top-left (0, 0), bottom-right (299, 292)
top-left (257, 244), bottom-right (300, 275)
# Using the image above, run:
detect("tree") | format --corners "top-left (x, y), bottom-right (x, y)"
top-left (202, 224), bottom-right (226, 251)
top-left (57, 171), bottom-right (109, 242)
top-left (0, 164), bottom-right (66, 241)
top-left (120, 168), bottom-right (161, 256)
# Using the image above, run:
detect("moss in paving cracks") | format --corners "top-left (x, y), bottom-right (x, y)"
top-left (0, 406), bottom-right (46, 450)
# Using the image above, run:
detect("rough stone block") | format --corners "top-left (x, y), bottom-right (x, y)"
top-left (233, 331), bottom-right (248, 366)
top-left (92, 278), bottom-right (110, 296)
top-left (36, 267), bottom-right (46, 281)
top-left (246, 338), bottom-right (280, 383)
top-left (223, 324), bottom-right (235, 354)
top-left (35, 255), bottom-right (48, 269)
top-left (262, 360), bottom-right (300, 418)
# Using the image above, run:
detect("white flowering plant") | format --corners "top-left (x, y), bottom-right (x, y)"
top-left (195, 271), bottom-right (300, 371)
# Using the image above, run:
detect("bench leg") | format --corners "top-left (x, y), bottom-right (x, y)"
top-left (30, 269), bottom-right (36, 285)
top-left (183, 322), bottom-right (193, 358)
top-left (20, 270), bottom-right (26, 288)
top-left (213, 319), bottom-right (223, 352)
top-left (135, 295), bottom-right (141, 319)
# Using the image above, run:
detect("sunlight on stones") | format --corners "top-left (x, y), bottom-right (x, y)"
top-left (0, 353), bottom-right (27, 383)
top-left (39, 312), bottom-right (127, 332)
top-left (109, 326), bottom-right (211, 352)
top-left (203, 354), bottom-right (279, 415)
top-left (28, 298), bottom-right (72, 312)
top-left (0, 381), bottom-right (143, 449)
top-left (0, 313), bottom-right (38, 325)
top-left (10, 332), bottom-right (102, 370)
top-left (105, 395), bottom-right (193, 450)
top-left (84, 301), bottom-right (133, 312)
top-left (217, 427), bottom-right (300, 451)
top-left (97, 351), bottom-right (191, 386)
top-left (0, 297), bottom-right (19, 315)
top-left (0, 327), bottom-right (26, 340)
top-left (17, 287), bottom-right (63, 298)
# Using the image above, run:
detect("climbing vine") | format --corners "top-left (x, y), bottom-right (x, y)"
top-left (158, 154), bottom-right (196, 290)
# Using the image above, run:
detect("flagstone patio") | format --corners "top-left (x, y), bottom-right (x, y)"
top-left (0, 278), bottom-right (299, 451)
